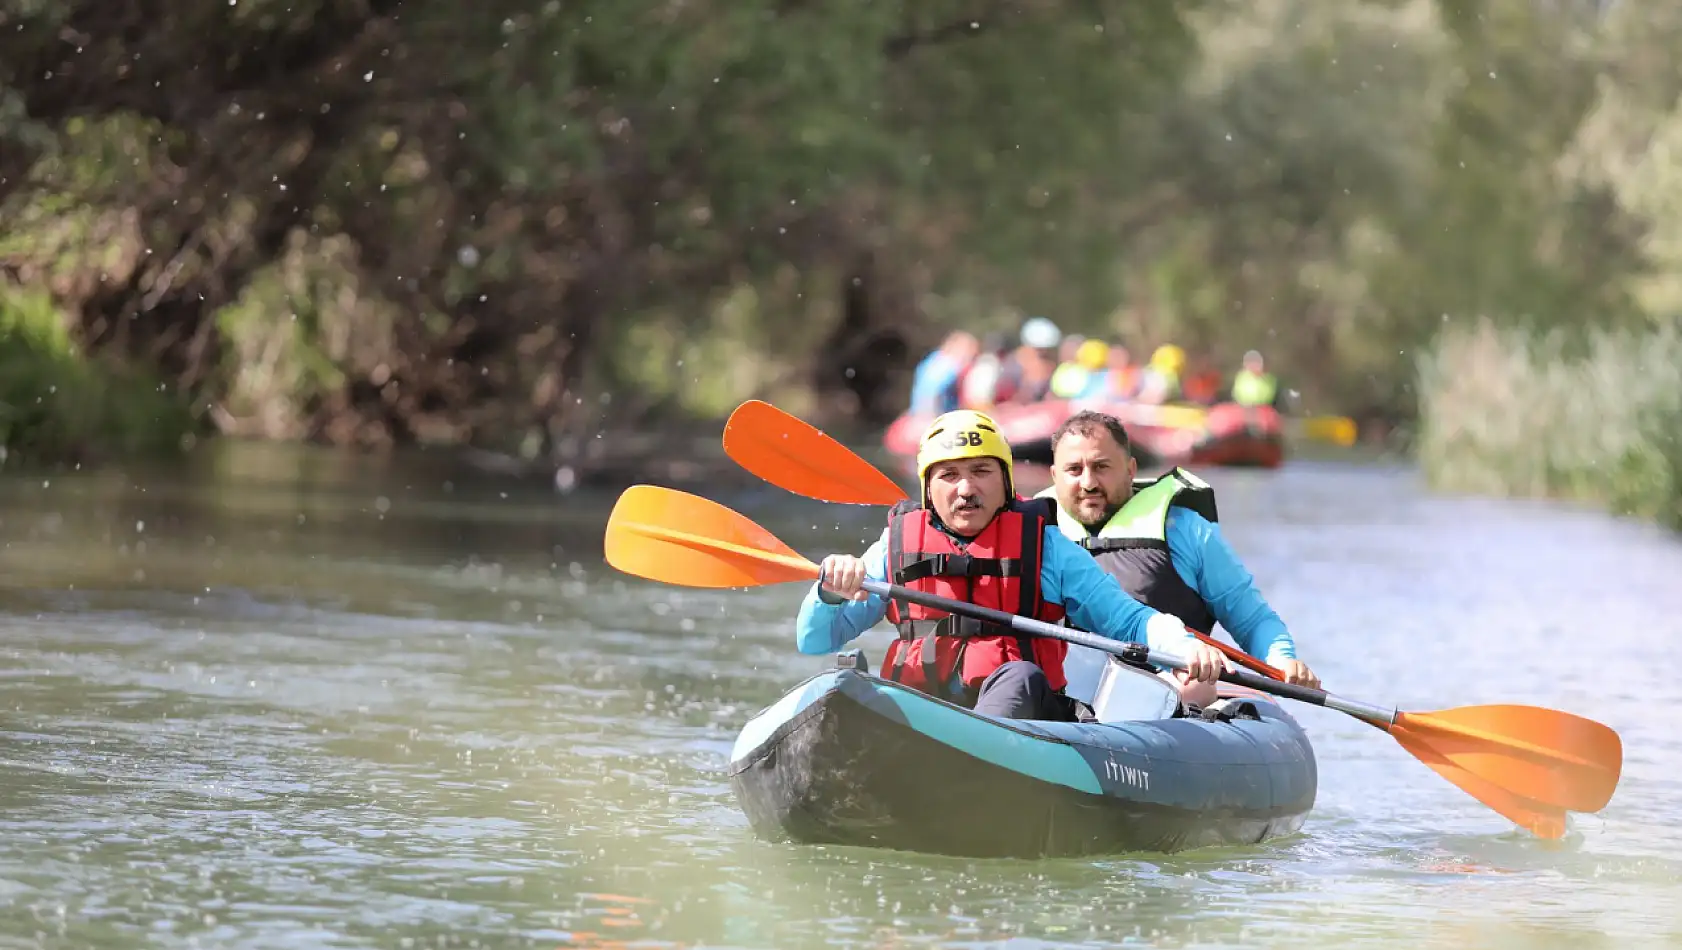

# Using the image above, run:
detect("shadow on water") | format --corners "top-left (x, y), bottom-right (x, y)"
top-left (1, 442), bottom-right (1680, 948)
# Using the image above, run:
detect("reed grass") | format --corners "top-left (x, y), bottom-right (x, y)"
top-left (1417, 318), bottom-right (1682, 529)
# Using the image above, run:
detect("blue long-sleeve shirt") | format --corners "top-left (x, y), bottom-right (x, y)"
top-left (908, 351), bottom-right (964, 415)
top-left (1156, 508), bottom-right (1297, 666)
top-left (795, 525), bottom-right (1198, 658)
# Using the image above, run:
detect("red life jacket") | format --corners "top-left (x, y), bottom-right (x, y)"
top-left (881, 498), bottom-right (1069, 700)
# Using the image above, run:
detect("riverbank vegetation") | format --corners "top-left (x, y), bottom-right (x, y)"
top-left (1419, 321), bottom-right (1682, 530)
top-left (0, 281), bottom-right (192, 464)
top-left (3, 0), bottom-right (1682, 522)
top-left (1409, 4), bottom-right (1682, 526)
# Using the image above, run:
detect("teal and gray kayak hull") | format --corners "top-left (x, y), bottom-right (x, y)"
top-left (726, 669), bottom-right (1316, 858)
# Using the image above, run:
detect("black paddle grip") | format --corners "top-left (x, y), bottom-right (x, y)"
top-left (862, 578), bottom-right (1022, 628)
top-left (1220, 667), bottom-right (1331, 706)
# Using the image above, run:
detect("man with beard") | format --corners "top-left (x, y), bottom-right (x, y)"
top-left (796, 409), bottom-right (1228, 721)
top-left (1035, 410), bottom-right (1318, 707)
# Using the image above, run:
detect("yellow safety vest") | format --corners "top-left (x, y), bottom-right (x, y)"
top-left (1231, 370), bottom-right (1277, 407)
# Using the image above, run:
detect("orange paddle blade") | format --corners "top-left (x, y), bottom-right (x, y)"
top-left (1390, 723), bottom-right (1569, 839)
top-left (723, 400), bottom-right (909, 506)
top-left (1212, 635), bottom-right (1595, 825)
top-left (604, 485), bottom-right (821, 589)
top-left (1393, 705), bottom-right (1622, 814)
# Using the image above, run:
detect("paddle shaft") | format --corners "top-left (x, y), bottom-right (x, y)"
top-left (858, 577), bottom-right (1398, 725)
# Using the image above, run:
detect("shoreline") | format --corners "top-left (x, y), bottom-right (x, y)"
top-left (1, 416), bottom-right (1408, 497)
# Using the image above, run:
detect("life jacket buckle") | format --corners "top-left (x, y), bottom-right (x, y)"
top-left (941, 553), bottom-right (975, 577)
top-left (933, 615), bottom-right (996, 639)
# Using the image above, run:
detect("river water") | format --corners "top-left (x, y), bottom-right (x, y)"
top-left (1, 442), bottom-right (1678, 949)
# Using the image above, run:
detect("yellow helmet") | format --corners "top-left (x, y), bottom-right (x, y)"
top-left (1150, 344), bottom-right (1185, 372)
top-left (1076, 338), bottom-right (1110, 370)
top-left (915, 410), bottom-right (1015, 504)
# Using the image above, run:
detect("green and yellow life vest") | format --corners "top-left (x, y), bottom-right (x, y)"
top-left (1049, 362), bottom-right (1091, 399)
top-left (1231, 369), bottom-right (1278, 407)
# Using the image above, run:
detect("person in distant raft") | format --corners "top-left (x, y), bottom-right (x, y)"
top-left (1231, 349), bottom-right (1279, 408)
top-left (1036, 410), bottom-right (1319, 708)
top-left (1134, 344), bottom-right (1185, 404)
top-left (795, 410), bottom-right (1229, 721)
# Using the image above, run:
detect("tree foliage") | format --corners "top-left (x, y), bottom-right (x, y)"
top-left (2, 0), bottom-right (1681, 463)
top-left (0, 0), bottom-right (1207, 452)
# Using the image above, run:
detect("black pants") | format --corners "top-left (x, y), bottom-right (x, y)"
top-left (970, 660), bottom-right (1089, 722)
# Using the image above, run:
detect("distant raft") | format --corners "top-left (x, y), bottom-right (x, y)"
top-left (883, 400), bottom-right (1286, 471)
top-left (727, 665), bottom-right (1317, 859)
top-left (1177, 402), bottom-right (1286, 469)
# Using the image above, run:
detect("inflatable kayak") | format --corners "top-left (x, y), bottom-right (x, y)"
top-left (727, 656), bottom-right (1317, 858)
top-left (884, 399), bottom-right (1284, 470)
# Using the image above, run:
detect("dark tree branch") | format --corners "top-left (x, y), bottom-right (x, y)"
top-left (885, 16), bottom-right (994, 59)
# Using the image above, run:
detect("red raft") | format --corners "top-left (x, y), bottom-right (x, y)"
top-left (884, 399), bottom-right (1284, 470)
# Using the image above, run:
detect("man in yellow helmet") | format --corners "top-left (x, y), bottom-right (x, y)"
top-left (1135, 344), bottom-right (1185, 405)
top-left (1231, 350), bottom-right (1279, 408)
top-left (1036, 410), bottom-right (1319, 709)
top-left (796, 409), bottom-right (1228, 721)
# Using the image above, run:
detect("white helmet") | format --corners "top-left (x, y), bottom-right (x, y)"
top-left (1020, 316), bottom-right (1062, 350)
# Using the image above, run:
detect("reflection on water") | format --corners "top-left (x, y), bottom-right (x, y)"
top-left (1, 442), bottom-right (1679, 948)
